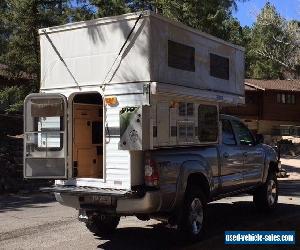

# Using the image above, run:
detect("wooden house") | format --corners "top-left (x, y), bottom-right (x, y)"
top-left (222, 79), bottom-right (300, 142)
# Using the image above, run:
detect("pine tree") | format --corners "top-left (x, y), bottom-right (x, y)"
top-left (89, 0), bottom-right (245, 42)
top-left (0, 0), bottom-right (93, 113)
top-left (247, 2), bottom-right (300, 79)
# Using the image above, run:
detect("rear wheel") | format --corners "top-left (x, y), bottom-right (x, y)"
top-left (180, 186), bottom-right (206, 241)
top-left (85, 214), bottom-right (120, 236)
top-left (253, 171), bottom-right (278, 212)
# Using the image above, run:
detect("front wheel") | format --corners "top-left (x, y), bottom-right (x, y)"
top-left (253, 171), bottom-right (278, 212)
top-left (180, 187), bottom-right (206, 241)
top-left (85, 214), bottom-right (120, 236)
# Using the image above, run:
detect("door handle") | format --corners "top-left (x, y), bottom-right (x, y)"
top-left (223, 152), bottom-right (229, 158)
top-left (243, 152), bottom-right (248, 157)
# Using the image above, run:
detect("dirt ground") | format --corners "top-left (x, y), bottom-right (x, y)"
top-left (280, 157), bottom-right (300, 180)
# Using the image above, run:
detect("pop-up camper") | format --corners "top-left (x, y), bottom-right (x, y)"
top-left (24, 11), bottom-right (245, 191)
top-left (23, 12), bottom-right (282, 241)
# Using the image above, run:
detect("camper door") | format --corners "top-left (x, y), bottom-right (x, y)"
top-left (24, 93), bottom-right (68, 179)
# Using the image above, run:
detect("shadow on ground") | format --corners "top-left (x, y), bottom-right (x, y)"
top-left (281, 163), bottom-right (300, 175)
top-left (279, 179), bottom-right (300, 197)
top-left (96, 200), bottom-right (300, 250)
top-left (0, 193), bottom-right (55, 213)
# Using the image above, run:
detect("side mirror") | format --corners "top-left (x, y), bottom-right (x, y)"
top-left (255, 134), bottom-right (264, 144)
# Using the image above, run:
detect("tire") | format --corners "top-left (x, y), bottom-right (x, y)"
top-left (85, 214), bottom-right (120, 236)
top-left (180, 185), bottom-right (207, 242)
top-left (253, 171), bottom-right (278, 212)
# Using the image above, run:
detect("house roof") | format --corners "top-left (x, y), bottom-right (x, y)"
top-left (245, 79), bottom-right (300, 92)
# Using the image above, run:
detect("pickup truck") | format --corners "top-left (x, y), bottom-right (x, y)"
top-left (51, 114), bottom-right (279, 241)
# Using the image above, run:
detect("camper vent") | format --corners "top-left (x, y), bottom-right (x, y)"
top-left (179, 102), bottom-right (186, 116)
top-left (178, 102), bottom-right (194, 116)
top-left (178, 121), bottom-right (195, 142)
top-left (187, 103), bottom-right (194, 116)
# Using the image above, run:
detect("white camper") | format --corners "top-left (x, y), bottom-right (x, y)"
top-left (24, 11), bottom-right (245, 191)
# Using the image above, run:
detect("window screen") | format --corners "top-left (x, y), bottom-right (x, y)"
top-left (168, 40), bottom-right (195, 72)
top-left (198, 105), bottom-right (218, 142)
top-left (178, 121), bottom-right (195, 142)
top-left (35, 116), bottom-right (63, 150)
top-left (210, 53), bottom-right (229, 80)
top-left (29, 98), bottom-right (64, 151)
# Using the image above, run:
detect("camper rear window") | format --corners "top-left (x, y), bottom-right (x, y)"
top-left (198, 105), bottom-right (218, 142)
top-left (210, 53), bottom-right (229, 80)
top-left (168, 40), bottom-right (195, 72)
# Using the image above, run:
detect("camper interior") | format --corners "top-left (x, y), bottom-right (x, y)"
top-left (72, 92), bottom-right (104, 179)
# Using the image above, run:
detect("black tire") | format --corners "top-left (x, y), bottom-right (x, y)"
top-left (253, 171), bottom-right (278, 212)
top-left (85, 214), bottom-right (120, 236)
top-left (180, 185), bottom-right (207, 242)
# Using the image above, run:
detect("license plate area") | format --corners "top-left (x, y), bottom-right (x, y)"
top-left (81, 195), bottom-right (112, 206)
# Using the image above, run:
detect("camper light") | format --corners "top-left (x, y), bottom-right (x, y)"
top-left (105, 96), bottom-right (118, 106)
top-left (170, 101), bottom-right (179, 108)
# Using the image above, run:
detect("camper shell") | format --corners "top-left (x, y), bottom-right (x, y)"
top-left (24, 11), bottom-right (245, 191)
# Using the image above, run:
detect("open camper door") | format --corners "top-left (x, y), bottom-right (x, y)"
top-left (24, 93), bottom-right (68, 179)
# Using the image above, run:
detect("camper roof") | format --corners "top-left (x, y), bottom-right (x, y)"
top-left (39, 11), bottom-right (244, 52)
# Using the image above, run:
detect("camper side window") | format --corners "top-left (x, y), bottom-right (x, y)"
top-left (168, 40), bottom-right (195, 72)
top-left (210, 53), bottom-right (229, 80)
top-left (198, 105), bottom-right (218, 142)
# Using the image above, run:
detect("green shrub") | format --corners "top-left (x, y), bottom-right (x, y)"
top-left (0, 85), bottom-right (35, 113)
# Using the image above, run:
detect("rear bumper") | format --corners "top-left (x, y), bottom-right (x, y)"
top-left (116, 191), bottom-right (161, 213)
top-left (51, 187), bottom-right (161, 214)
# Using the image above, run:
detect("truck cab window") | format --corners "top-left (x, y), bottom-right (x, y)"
top-left (231, 120), bottom-right (255, 146)
top-left (222, 119), bottom-right (236, 145)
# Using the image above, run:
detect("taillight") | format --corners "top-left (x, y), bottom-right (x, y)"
top-left (145, 152), bottom-right (159, 187)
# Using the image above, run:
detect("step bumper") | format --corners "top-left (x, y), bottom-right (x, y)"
top-left (43, 185), bottom-right (161, 214)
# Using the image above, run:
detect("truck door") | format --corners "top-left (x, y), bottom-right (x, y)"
top-left (24, 93), bottom-right (68, 179)
top-left (219, 119), bottom-right (244, 191)
top-left (231, 120), bottom-right (265, 186)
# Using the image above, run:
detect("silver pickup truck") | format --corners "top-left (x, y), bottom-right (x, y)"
top-left (49, 114), bottom-right (279, 241)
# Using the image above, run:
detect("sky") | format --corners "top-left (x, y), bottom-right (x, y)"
top-left (233, 0), bottom-right (300, 27)
top-left (70, 0), bottom-right (299, 27)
